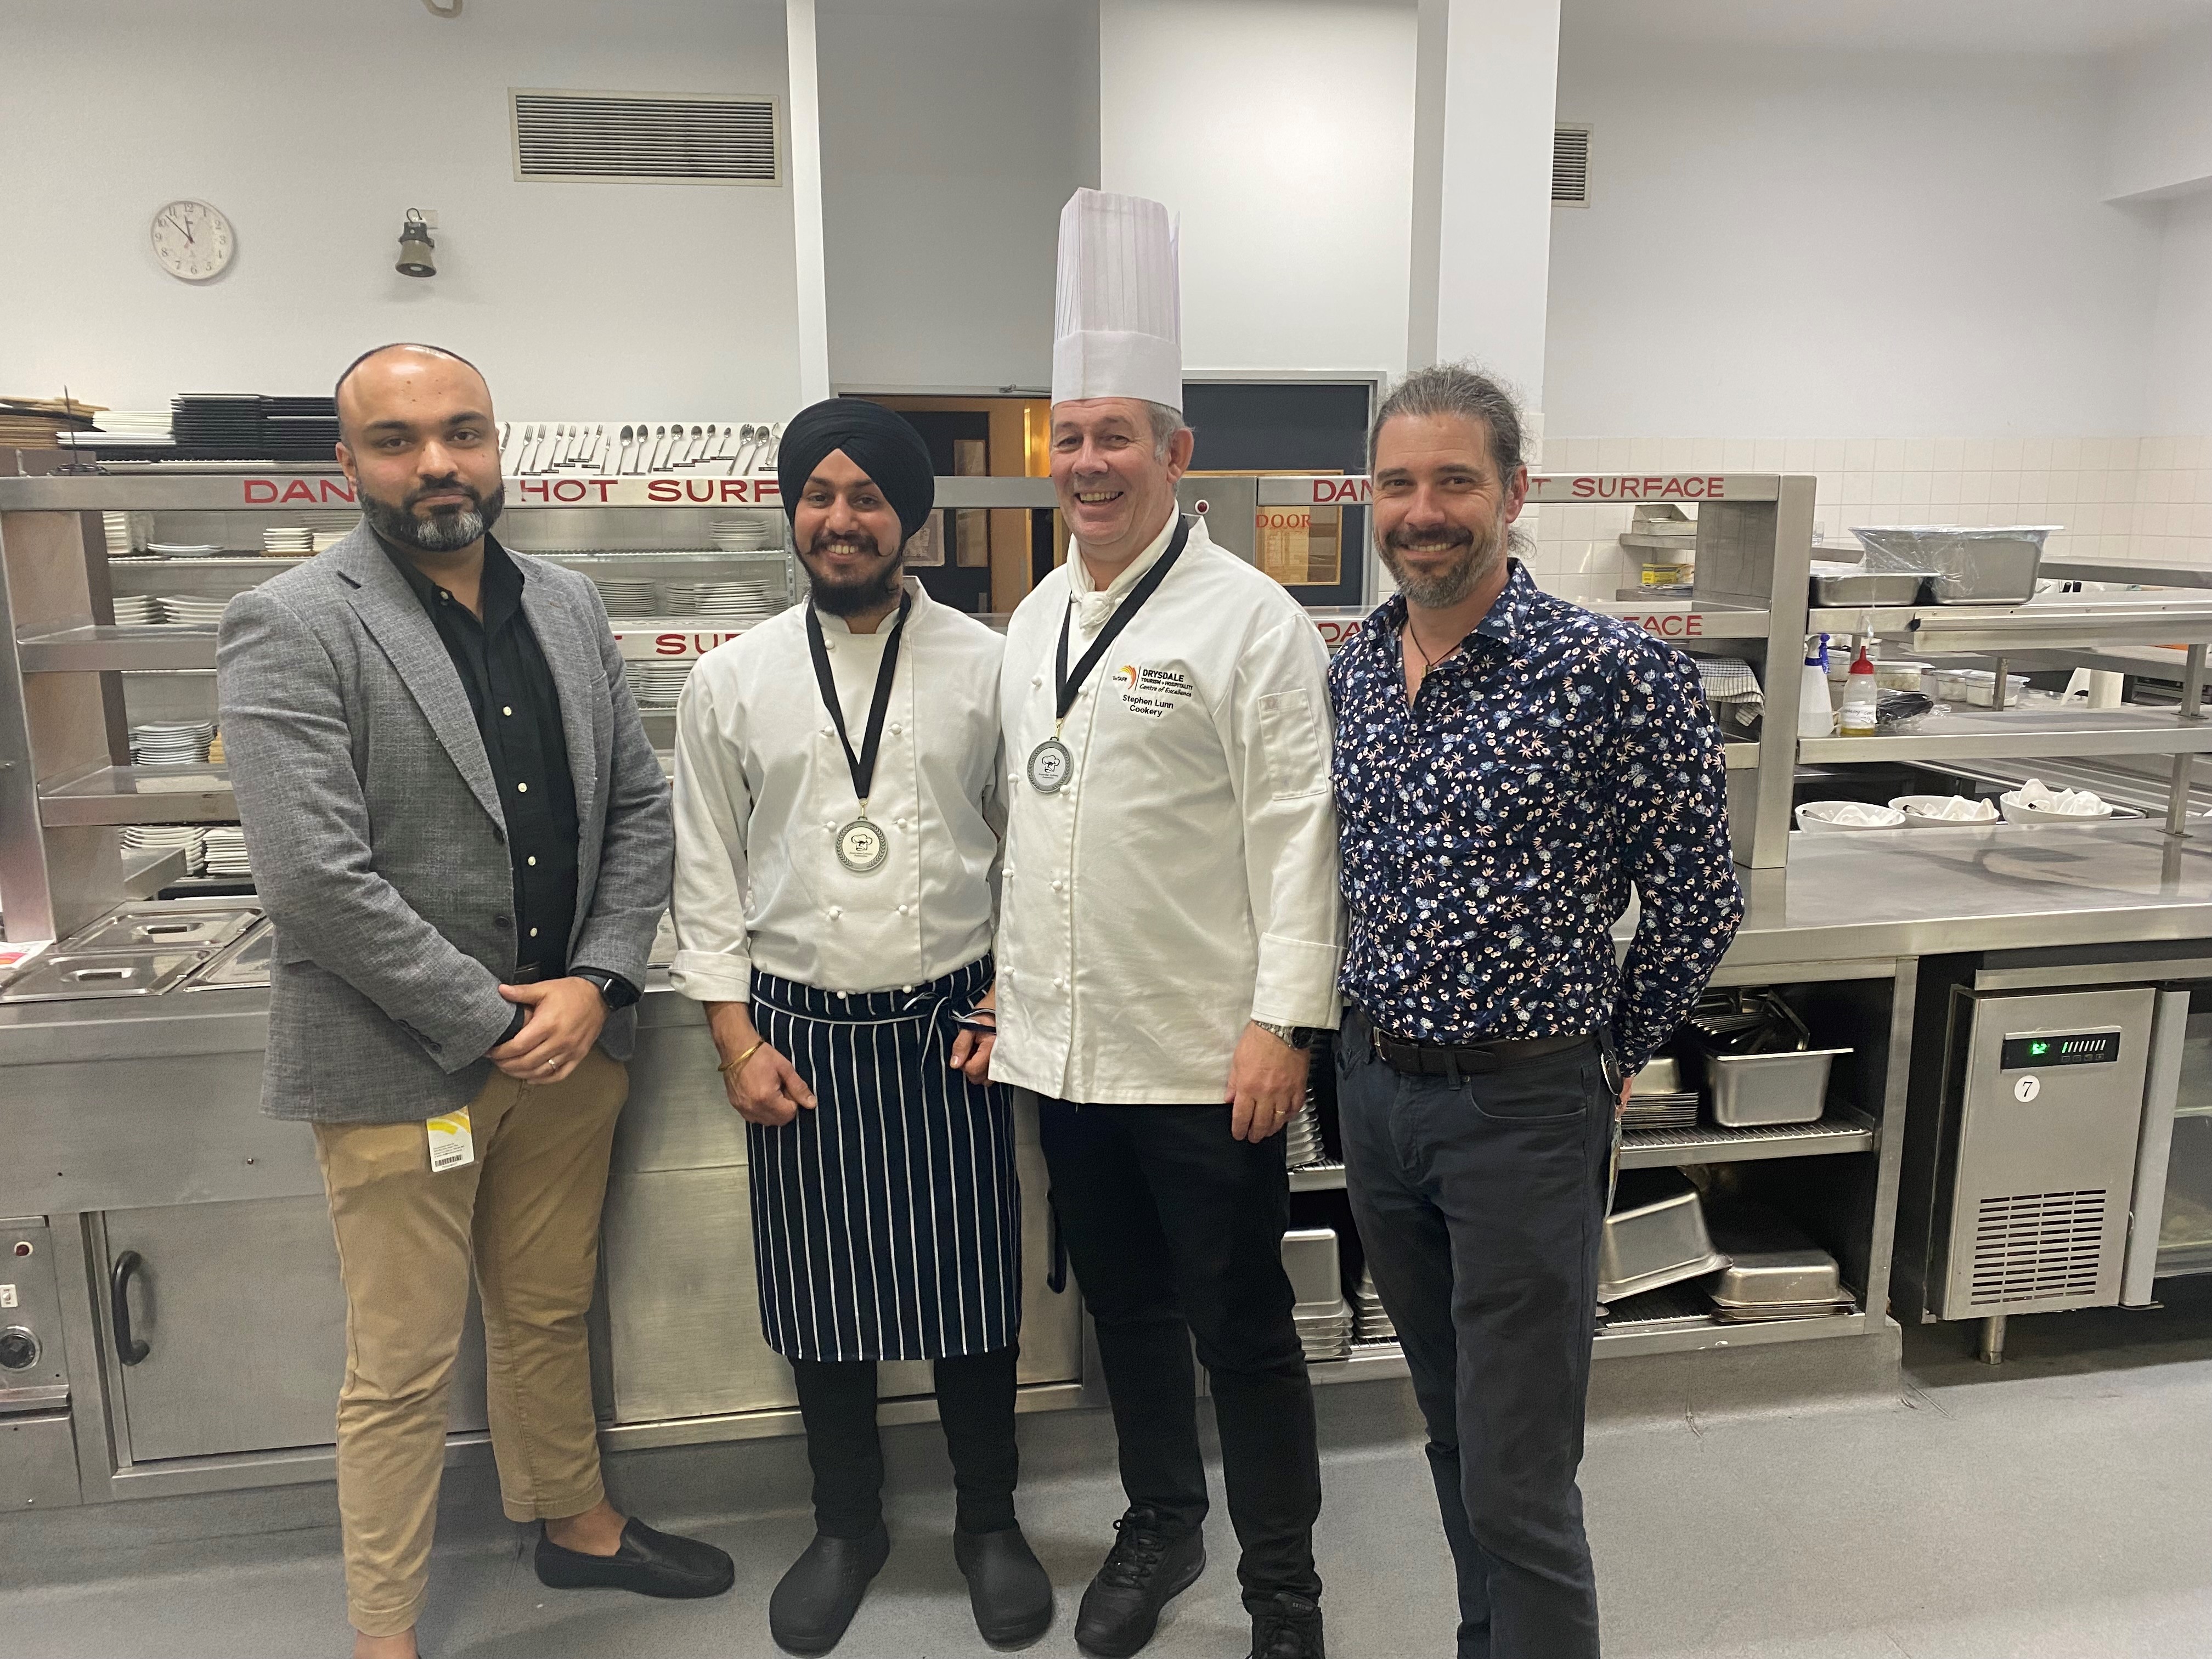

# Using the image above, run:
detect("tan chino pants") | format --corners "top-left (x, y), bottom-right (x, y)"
top-left (312, 1049), bottom-right (628, 1636)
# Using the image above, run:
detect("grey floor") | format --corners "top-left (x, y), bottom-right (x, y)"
top-left (5, 1285), bottom-right (2210, 1659)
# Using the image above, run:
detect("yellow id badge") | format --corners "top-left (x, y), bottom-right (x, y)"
top-left (426, 1108), bottom-right (475, 1172)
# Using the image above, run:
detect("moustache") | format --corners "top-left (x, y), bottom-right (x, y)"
top-left (407, 479), bottom-right (482, 514)
top-left (1384, 522), bottom-right (1475, 554)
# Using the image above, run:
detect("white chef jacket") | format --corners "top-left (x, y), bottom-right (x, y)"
top-left (991, 513), bottom-right (1344, 1103)
top-left (669, 578), bottom-right (1005, 998)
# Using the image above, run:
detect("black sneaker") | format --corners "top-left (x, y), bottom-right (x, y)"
top-left (1074, 1507), bottom-right (1206, 1658)
top-left (1248, 1591), bottom-right (1325, 1659)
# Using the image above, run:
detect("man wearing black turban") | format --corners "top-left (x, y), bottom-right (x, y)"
top-left (669, 398), bottom-right (1051, 1653)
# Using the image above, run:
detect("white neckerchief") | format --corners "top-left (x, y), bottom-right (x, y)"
top-left (1068, 509), bottom-right (1178, 635)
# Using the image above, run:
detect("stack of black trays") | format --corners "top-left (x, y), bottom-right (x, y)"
top-left (108, 394), bottom-right (343, 462)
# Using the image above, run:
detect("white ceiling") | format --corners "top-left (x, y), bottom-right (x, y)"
top-left (1564, 0), bottom-right (2212, 56)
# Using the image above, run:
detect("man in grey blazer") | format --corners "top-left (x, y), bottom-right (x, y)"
top-left (217, 343), bottom-right (732, 1659)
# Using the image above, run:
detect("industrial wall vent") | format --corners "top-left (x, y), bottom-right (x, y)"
top-left (1968, 1189), bottom-right (2107, 1307)
top-left (1553, 125), bottom-right (1592, 206)
top-left (510, 90), bottom-right (781, 185)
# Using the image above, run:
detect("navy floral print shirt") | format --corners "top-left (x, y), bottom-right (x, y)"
top-left (1328, 562), bottom-right (1743, 1073)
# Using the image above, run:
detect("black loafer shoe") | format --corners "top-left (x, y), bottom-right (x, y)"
top-left (1248, 1591), bottom-right (1325, 1659)
top-left (769, 1524), bottom-right (891, 1655)
top-left (954, 1525), bottom-right (1055, 1647)
top-left (534, 1516), bottom-right (735, 1599)
top-left (1074, 1508), bottom-right (1205, 1658)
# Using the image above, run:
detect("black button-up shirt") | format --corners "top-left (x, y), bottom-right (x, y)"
top-left (1328, 562), bottom-right (1744, 1073)
top-left (385, 535), bottom-right (581, 979)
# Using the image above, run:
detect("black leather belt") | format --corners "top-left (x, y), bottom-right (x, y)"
top-left (1368, 1025), bottom-right (1590, 1078)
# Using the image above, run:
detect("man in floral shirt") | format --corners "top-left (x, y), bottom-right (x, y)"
top-left (1328, 365), bottom-right (1742, 1659)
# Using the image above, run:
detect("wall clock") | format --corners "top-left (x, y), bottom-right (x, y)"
top-left (150, 200), bottom-right (235, 282)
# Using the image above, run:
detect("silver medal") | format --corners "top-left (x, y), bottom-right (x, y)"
top-left (835, 817), bottom-right (888, 874)
top-left (1026, 737), bottom-right (1073, 794)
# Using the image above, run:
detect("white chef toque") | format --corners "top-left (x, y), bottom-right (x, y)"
top-left (1051, 188), bottom-right (1182, 409)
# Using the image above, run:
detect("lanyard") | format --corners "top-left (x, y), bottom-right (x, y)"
top-left (1052, 515), bottom-right (1192, 735)
top-left (805, 592), bottom-right (911, 814)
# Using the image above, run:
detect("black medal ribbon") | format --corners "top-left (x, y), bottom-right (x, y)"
top-left (1053, 515), bottom-right (1193, 724)
top-left (806, 592), bottom-right (911, 808)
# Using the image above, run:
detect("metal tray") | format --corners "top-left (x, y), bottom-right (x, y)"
top-left (0, 949), bottom-right (206, 1003)
top-left (1691, 1044), bottom-right (1850, 1126)
top-left (1850, 526), bottom-right (2056, 605)
top-left (66, 902), bottom-right (259, 955)
top-left (1809, 563), bottom-right (1927, 606)
top-left (1282, 1228), bottom-right (1342, 1308)
top-left (182, 921), bottom-right (273, 990)
top-left (1599, 1171), bottom-right (1725, 1302)
top-left (1709, 1248), bottom-right (1843, 1306)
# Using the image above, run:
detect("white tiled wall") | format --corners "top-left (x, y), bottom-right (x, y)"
top-left (1520, 435), bottom-right (2212, 605)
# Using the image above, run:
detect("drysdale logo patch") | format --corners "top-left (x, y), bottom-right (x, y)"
top-left (1114, 663), bottom-right (1194, 720)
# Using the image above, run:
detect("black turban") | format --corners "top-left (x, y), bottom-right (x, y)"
top-left (776, 398), bottom-right (936, 545)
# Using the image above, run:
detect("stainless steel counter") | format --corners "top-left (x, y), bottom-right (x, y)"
top-left (8, 820), bottom-right (2212, 1506)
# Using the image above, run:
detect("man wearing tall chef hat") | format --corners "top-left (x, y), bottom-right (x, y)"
top-left (670, 400), bottom-right (1052, 1655)
top-left (992, 190), bottom-right (1344, 1659)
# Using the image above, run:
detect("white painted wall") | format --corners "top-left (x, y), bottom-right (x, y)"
top-left (1543, 34), bottom-right (2165, 437)
top-left (1097, 0), bottom-right (1417, 380)
top-left (2144, 194), bottom-right (2212, 434)
top-left (2107, 12), bottom-right (2212, 200)
top-left (818, 0), bottom-right (1095, 392)
top-left (0, 0), bottom-right (800, 419)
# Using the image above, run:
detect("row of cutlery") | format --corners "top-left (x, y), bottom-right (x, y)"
top-left (496, 420), bottom-right (786, 477)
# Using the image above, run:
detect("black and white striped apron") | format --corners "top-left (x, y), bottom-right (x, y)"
top-left (747, 955), bottom-right (1021, 1362)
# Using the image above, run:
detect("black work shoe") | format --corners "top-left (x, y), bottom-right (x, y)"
top-left (1248, 1592), bottom-right (1325, 1659)
top-left (768, 1524), bottom-right (891, 1655)
top-left (954, 1525), bottom-right (1056, 1647)
top-left (534, 1516), bottom-right (736, 1598)
top-left (1074, 1508), bottom-right (1206, 1657)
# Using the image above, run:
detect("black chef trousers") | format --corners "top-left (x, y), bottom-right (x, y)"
top-left (790, 1347), bottom-right (1022, 1538)
top-left (1036, 1097), bottom-right (1323, 1612)
top-left (1335, 1008), bottom-right (1615, 1659)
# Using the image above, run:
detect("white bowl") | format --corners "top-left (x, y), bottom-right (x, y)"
top-left (1998, 792), bottom-right (2141, 825)
top-left (1796, 801), bottom-right (1906, 833)
top-left (1889, 794), bottom-right (2000, 828)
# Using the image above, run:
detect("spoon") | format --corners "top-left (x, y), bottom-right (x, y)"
top-left (613, 425), bottom-right (633, 475)
top-left (697, 424), bottom-right (718, 469)
top-left (647, 424), bottom-right (668, 472)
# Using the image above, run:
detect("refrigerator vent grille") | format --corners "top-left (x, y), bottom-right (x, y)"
top-left (1968, 1189), bottom-right (2107, 1306)
top-left (511, 91), bottom-right (779, 184)
top-left (1553, 126), bottom-right (1592, 205)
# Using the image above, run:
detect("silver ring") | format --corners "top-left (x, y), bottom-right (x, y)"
top-left (543, 1058), bottom-right (557, 1072)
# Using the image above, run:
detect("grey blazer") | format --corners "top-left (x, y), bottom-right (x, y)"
top-left (215, 524), bottom-right (674, 1124)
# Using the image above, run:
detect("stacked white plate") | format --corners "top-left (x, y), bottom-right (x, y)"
top-left (149, 541), bottom-right (224, 558)
top-left (157, 595), bottom-right (235, 627)
top-left (130, 720), bottom-right (216, 765)
top-left (713, 518), bottom-right (775, 550)
top-left (1352, 1267), bottom-right (1396, 1342)
top-left (667, 579), bottom-right (783, 624)
top-left (111, 594), bottom-right (163, 625)
top-left (592, 577), bottom-right (663, 618)
top-left (1283, 1091), bottom-right (1327, 1167)
top-left (261, 527), bottom-right (314, 555)
top-left (121, 824), bottom-right (207, 874)
top-left (103, 511), bottom-right (137, 554)
top-left (625, 662), bottom-right (694, 708)
top-left (202, 826), bottom-right (252, 877)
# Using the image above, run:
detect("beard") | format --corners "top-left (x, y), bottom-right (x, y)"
top-left (1376, 511), bottom-right (1508, 609)
top-left (802, 532), bottom-right (906, 616)
top-left (361, 477), bottom-right (504, 554)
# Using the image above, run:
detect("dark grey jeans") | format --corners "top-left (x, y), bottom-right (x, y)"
top-left (1336, 1008), bottom-right (1615, 1659)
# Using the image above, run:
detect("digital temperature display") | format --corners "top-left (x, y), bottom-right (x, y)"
top-left (2000, 1030), bottom-right (2122, 1069)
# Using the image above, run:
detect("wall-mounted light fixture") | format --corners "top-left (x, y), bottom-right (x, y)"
top-left (396, 209), bottom-right (437, 278)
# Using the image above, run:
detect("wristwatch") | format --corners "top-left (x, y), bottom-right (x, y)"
top-left (1254, 1019), bottom-right (1316, 1051)
top-left (572, 968), bottom-right (640, 1012)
